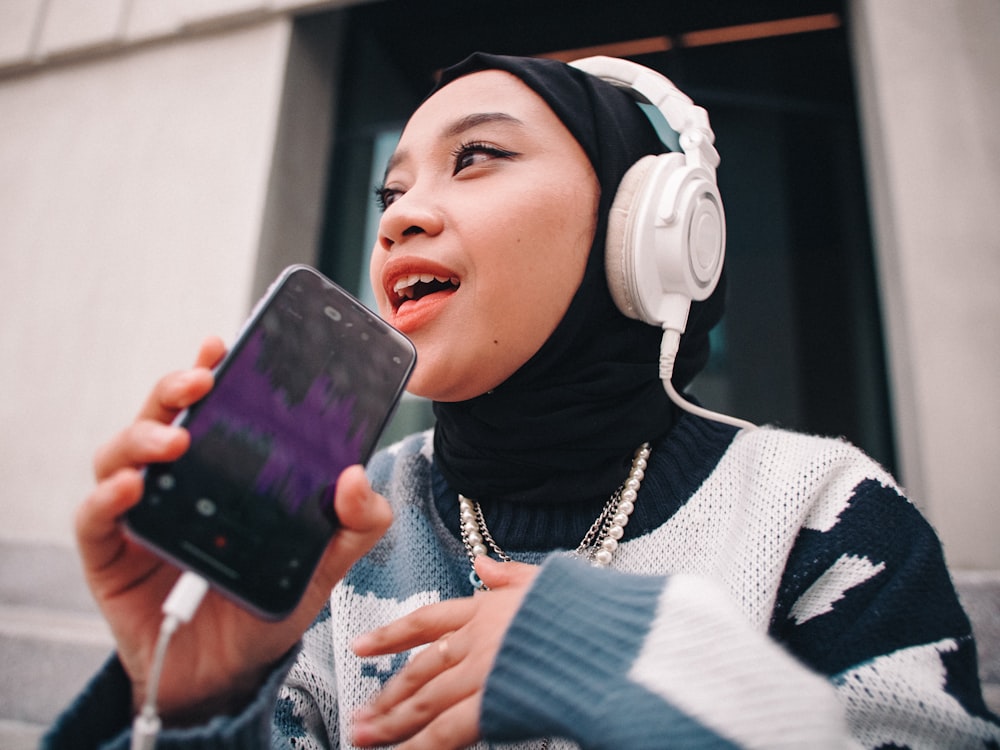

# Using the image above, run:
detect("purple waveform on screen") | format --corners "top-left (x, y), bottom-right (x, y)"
top-left (187, 328), bottom-right (368, 515)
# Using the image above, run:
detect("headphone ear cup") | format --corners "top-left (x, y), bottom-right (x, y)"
top-left (606, 155), bottom-right (658, 321)
top-left (606, 150), bottom-right (725, 331)
top-left (605, 153), bottom-right (685, 323)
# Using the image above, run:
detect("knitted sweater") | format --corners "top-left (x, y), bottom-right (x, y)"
top-left (45, 414), bottom-right (1000, 749)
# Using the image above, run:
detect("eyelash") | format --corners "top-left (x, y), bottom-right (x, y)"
top-left (374, 184), bottom-right (395, 213)
top-left (450, 140), bottom-right (518, 174)
top-left (374, 141), bottom-right (519, 212)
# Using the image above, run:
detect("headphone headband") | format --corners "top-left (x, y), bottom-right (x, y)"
top-left (569, 56), bottom-right (719, 174)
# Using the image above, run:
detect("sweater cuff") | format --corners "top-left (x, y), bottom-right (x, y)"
top-left (481, 555), bottom-right (848, 749)
top-left (480, 554), bottom-right (669, 746)
top-left (43, 648), bottom-right (299, 750)
top-left (141, 646), bottom-right (298, 750)
top-left (42, 653), bottom-right (133, 750)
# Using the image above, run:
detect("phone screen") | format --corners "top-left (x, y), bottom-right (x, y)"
top-left (125, 266), bottom-right (415, 619)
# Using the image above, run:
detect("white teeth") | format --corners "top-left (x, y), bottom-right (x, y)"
top-left (391, 273), bottom-right (459, 300)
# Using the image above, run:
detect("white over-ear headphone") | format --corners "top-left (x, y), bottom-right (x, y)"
top-left (569, 55), bottom-right (725, 334)
top-left (569, 55), bottom-right (754, 431)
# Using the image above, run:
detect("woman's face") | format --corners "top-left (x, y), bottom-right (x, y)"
top-left (369, 70), bottom-right (600, 402)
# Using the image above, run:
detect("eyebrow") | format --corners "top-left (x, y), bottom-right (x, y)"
top-left (443, 111), bottom-right (524, 137)
top-left (383, 111), bottom-right (525, 179)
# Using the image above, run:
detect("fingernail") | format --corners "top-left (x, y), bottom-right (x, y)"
top-left (153, 424), bottom-right (183, 448)
top-left (152, 424), bottom-right (177, 447)
top-left (174, 371), bottom-right (207, 405)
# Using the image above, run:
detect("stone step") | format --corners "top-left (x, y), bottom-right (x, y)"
top-left (0, 718), bottom-right (47, 750)
top-left (0, 604), bottom-right (113, 729)
top-left (0, 541), bottom-right (112, 736)
top-left (954, 569), bottom-right (1000, 714)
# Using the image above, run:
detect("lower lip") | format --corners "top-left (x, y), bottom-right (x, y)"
top-left (390, 289), bottom-right (456, 334)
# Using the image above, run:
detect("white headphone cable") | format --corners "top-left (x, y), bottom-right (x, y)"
top-left (659, 328), bottom-right (757, 432)
top-left (130, 570), bottom-right (210, 750)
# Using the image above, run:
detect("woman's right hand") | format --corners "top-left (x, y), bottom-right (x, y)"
top-left (76, 337), bottom-right (393, 726)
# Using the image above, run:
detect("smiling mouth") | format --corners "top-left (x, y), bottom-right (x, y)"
top-left (391, 273), bottom-right (460, 307)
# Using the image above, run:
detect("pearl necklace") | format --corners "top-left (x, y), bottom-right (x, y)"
top-left (459, 442), bottom-right (651, 590)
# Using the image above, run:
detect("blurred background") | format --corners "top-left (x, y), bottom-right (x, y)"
top-left (1, 0), bottom-right (997, 744)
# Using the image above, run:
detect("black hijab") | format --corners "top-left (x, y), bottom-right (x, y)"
top-left (430, 53), bottom-right (725, 506)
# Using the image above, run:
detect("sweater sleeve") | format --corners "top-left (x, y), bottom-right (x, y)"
top-left (480, 554), bottom-right (850, 749)
top-left (42, 649), bottom-right (298, 750)
top-left (481, 476), bottom-right (1000, 749)
top-left (768, 477), bottom-right (1000, 747)
top-left (41, 654), bottom-right (135, 750)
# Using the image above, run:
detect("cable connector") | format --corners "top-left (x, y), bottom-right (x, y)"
top-left (659, 326), bottom-right (756, 432)
top-left (162, 570), bottom-right (210, 624)
top-left (131, 571), bottom-right (209, 750)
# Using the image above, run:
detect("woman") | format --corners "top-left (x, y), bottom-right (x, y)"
top-left (46, 53), bottom-right (998, 749)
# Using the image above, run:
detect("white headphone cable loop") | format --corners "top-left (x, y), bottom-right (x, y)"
top-left (659, 328), bottom-right (756, 432)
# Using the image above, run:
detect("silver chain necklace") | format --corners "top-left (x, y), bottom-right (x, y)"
top-left (458, 442), bottom-right (651, 588)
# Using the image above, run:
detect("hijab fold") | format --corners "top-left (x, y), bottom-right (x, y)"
top-left (430, 53), bottom-right (725, 506)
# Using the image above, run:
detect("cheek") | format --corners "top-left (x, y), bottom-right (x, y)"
top-left (487, 196), bottom-right (595, 348)
top-left (522, 186), bottom-right (597, 298)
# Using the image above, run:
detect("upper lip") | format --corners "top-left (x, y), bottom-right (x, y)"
top-left (381, 258), bottom-right (461, 310)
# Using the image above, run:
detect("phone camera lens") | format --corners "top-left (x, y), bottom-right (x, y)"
top-left (324, 306), bottom-right (342, 322)
top-left (195, 498), bottom-right (217, 517)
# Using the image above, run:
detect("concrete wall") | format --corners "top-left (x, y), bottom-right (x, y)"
top-left (0, 8), bottom-right (329, 545)
top-left (850, 0), bottom-right (1000, 569)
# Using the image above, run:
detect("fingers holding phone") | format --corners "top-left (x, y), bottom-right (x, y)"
top-left (124, 266), bottom-right (415, 620)
top-left (135, 336), bottom-right (226, 426)
top-left (73, 266), bottom-right (413, 722)
top-left (80, 338), bottom-right (226, 572)
top-left (90, 336), bottom-right (223, 483)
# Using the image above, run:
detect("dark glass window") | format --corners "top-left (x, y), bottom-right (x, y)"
top-left (315, 0), bottom-right (895, 471)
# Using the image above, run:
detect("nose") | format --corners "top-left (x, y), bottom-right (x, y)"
top-left (377, 188), bottom-right (444, 251)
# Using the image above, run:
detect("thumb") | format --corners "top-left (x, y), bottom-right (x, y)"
top-left (283, 465), bottom-right (391, 637)
top-left (334, 465), bottom-right (393, 537)
top-left (474, 556), bottom-right (539, 590)
top-left (304, 466), bottom-right (392, 600)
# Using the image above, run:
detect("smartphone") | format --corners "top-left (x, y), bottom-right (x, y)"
top-left (125, 265), bottom-right (416, 620)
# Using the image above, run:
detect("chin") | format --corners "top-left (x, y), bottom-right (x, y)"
top-left (407, 371), bottom-right (492, 404)
top-left (408, 383), bottom-right (474, 403)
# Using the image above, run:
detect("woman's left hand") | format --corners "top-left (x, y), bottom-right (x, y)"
top-left (351, 557), bottom-right (539, 749)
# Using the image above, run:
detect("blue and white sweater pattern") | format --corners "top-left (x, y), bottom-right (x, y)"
top-left (275, 419), bottom-right (1000, 749)
top-left (44, 414), bottom-right (1000, 749)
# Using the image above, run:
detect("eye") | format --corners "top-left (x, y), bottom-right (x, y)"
top-left (374, 183), bottom-right (402, 212)
top-left (452, 141), bottom-right (519, 175)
